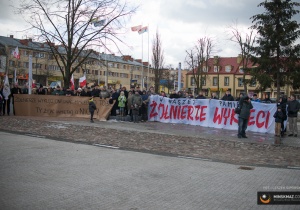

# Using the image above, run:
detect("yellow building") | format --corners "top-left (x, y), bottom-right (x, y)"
top-left (185, 55), bottom-right (299, 99)
top-left (0, 35), bottom-right (155, 90)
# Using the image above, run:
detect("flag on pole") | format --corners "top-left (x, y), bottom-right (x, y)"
top-left (3, 75), bottom-right (11, 100)
top-left (90, 17), bottom-right (98, 24)
top-left (14, 68), bottom-right (18, 84)
top-left (70, 74), bottom-right (75, 90)
top-left (12, 46), bottom-right (20, 59)
top-left (131, 25), bottom-right (142, 32)
top-left (138, 26), bottom-right (148, 34)
top-left (79, 73), bottom-right (86, 88)
top-left (94, 19), bottom-right (106, 27)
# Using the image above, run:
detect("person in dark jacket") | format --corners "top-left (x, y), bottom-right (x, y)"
top-left (131, 90), bottom-right (142, 123)
top-left (273, 105), bottom-right (285, 137)
top-left (287, 95), bottom-right (300, 137)
top-left (262, 95), bottom-right (273, 103)
top-left (11, 83), bottom-right (22, 115)
top-left (110, 89), bottom-right (119, 116)
top-left (237, 96), bottom-right (253, 138)
top-left (169, 90), bottom-right (179, 99)
top-left (221, 90), bottom-right (234, 101)
top-left (278, 96), bottom-right (288, 136)
top-left (195, 91), bottom-right (206, 99)
top-left (235, 93), bottom-right (244, 101)
top-left (88, 97), bottom-right (97, 123)
top-left (36, 84), bottom-right (46, 95)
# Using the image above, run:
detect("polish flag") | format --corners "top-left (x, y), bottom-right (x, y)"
top-left (79, 73), bottom-right (86, 88)
top-left (131, 25), bottom-right (142, 32)
top-left (70, 74), bottom-right (75, 90)
top-left (12, 46), bottom-right (20, 59)
top-left (138, 26), bottom-right (148, 34)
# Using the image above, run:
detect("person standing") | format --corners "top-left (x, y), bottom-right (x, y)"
top-left (131, 90), bottom-right (142, 123)
top-left (273, 105), bottom-right (285, 137)
top-left (237, 96), bottom-right (253, 138)
top-left (211, 92), bottom-right (219, 99)
top-left (251, 94), bottom-right (261, 102)
top-left (195, 90), bottom-right (206, 99)
top-left (118, 91), bottom-right (126, 116)
top-left (287, 95), bottom-right (300, 137)
top-left (11, 83), bottom-right (22, 115)
top-left (88, 97), bottom-right (97, 123)
top-left (221, 90), bottom-right (234, 101)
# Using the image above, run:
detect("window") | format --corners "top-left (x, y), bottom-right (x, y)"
top-left (239, 68), bottom-right (244, 73)
top-left (123, 65), bottom-right (127, 69)
top-left (238, 78), bottom-right (243, 87)
top-left (116, 64), bottom-right (120, 69)
top-left (22, 50), bottom-right (29, 57)
top-left (48, 65), bottom-right (61, 71)
top-left (224, 77), bottom-right (229, 86)
top-left (109, 72), bottom-right (113, 76)
top-left (214, 66), bottom-right (219, 72)
top-left (33, 52), bottom-right (45, 58)
top-left (201, 77), bottom-right (206, 86)
top-left (203, 66), bottom-right (208, 72)
top-left (213, 77), bottom-right (218, 86)
top-left (225, 65), bottom-right (231, 72)
top-left (85, 69), bottom-right (90, 74)
top-left (120, 73), bottom-right (128, 78)
top-left (9, 60), bottom-right (15, 67)
top-left (33, 63), bottom-right (42, 69)
top-left (190, 77), bottom-right (195, 86)
top-left (250, 79), bottom-right (256, 87)
top-left (136, 66), bottom-right (140, 71)
top-left (108, 62), bottom-right (113, 67)
top-left (48, 54), bottom-right (54, 60)
top-left (23, 62), bottom-right (29, 68)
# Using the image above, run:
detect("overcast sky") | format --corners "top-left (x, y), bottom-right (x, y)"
top-left (1, 0), bottom-right (299, 69)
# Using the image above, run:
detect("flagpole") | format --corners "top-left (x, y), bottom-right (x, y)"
top-left (141, 31), bottom-right (144, 89)
top-left (147, 24), bottom-right (150, 90)
top-left (29, 55), bottom-right (33, 94)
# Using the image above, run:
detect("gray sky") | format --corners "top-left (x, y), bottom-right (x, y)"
top-left (1, 0), bottom-right (299, 68)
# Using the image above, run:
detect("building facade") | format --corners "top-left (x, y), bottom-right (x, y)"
top-left (0, 35), bottom-right (155, 90)
top-left (185, 55), bottom-right (299, 99)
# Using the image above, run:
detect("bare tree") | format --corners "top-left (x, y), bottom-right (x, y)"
top-left (185, 37), bottom-right (213, 94)
top-left (17, 0), bottom-right (136, 88)
top-left (152, 30), bottom-right (164, 93)
top-left (229, 23), bottom-right (256, 94)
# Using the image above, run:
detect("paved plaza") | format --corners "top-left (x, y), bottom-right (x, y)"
top-left (0, 131), bottom-right (300, 210)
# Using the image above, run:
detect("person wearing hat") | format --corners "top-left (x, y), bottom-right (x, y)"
top-left (273, 105), bottom-right (285, 137)
top-left (88, 97), bottom-right (97, 123)
top-left (251, 93), bottom-right (261, 102)
top-left (237, 95), bottom-right (253, 138)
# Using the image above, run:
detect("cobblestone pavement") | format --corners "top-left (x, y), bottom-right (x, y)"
top-left (1, 132), bottom-right (300, 210)
top-left (0, 116), bottom-right (299, 168)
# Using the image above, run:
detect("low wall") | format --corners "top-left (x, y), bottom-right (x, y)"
top-left (14, 95), bottom-right (114, 121)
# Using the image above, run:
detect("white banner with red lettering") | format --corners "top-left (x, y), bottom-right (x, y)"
top-left (148, 95), bottom-right (277, 134)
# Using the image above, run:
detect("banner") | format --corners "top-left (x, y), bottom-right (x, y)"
top-left (14, 95), bottom-right (114, 121)
top-left (148, 95), bottom-right (277, 134)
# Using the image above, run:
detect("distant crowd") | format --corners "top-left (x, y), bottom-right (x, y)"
top-left (0, 83), bottom-right (299, 138)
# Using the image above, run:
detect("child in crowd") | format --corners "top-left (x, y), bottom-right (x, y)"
top-left (118, 91), bottom-right (126, 116)
top-left (88, 97), bottom-right (97, 123)
top-left (273, 105), bottom-right (284, 137)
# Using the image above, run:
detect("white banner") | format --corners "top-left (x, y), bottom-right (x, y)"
top-left (148, 95), bottom-right (277, 134)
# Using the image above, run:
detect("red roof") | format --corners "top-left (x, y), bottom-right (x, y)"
top-left (186, 56), bottom-right (255, 75)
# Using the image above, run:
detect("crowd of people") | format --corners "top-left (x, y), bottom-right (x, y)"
top-left (0, 83), bottom-right (299, 139)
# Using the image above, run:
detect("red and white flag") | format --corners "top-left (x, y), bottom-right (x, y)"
top-left (70, 74), bottom-right (75, 90)
top-left (79, 73), bottom-right (86, 88)
top-left (12, 46), bottom-right (20, 59)
top-left (131, 25), bottom-right (142, 32)
top-left (138, 26), bottom-right (148, 34)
